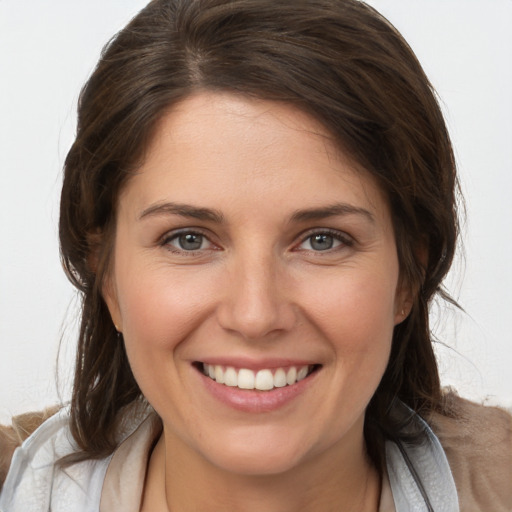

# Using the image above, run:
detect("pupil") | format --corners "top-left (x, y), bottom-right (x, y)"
top-left (179, 233), bottom-right (202, 250)
top-left (311, 234), bottom-right (333, 251)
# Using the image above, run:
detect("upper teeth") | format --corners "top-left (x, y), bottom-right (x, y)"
top-left (203, 364), bottom-right (311, 391)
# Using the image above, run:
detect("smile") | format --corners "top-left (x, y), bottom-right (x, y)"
top-left (201, 363), bottom-right (317, 391)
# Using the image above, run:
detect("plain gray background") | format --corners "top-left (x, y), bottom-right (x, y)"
top-left (1, 0), bottom-right (511, 423)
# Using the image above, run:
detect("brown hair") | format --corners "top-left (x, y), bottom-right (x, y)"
top-left (59, 0), bottom-right (459, 467)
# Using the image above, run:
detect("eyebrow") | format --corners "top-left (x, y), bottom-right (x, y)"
top-left (138, 201), bottom-right (374, 225)
top-left (138, 202), bottom-right (224, 223)
top-left (290, 203), bottom-right (375, 224)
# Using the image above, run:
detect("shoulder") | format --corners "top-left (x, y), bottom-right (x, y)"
top-left (428, 392), bottom-right (512, 512)
top-left (0, 406), bottom-right (59, 490)
top-left (0, 401), bottom-right (154, 512)
top-left (0, 407), bottom-right (109, 512)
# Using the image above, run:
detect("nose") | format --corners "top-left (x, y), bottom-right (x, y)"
top-left (216, 252), bottom-right (297, 341)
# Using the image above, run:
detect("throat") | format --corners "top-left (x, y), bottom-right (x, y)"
top-left (143, 429), bottom-right (381, 512)
top-left (140, 433), bottom-right (169, 512)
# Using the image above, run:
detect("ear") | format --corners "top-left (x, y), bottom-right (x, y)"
top-left (393, 284), bottom-right (413, 325)
top-left (394, 242), bottom-right (428, 325)
top-left (103, 274), bottom-right (123, 333)
top-left (87, 229), bottom-right (123, 333)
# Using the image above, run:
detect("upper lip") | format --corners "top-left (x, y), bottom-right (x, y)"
top-left (195, 358), bottom-right (319, 371)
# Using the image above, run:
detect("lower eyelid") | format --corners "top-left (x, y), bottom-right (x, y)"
top-left (296, 231), bottom-right (353, 251)
top-left (158, 229), bottom-right (352, 253)
top-left (161, 231), bottom-right (207, 248)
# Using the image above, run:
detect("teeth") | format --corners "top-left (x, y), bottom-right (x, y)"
top-left (202, 364), bottom-right (313, 391)
top-left (214, 365), bottom-right (225, 384)
top-left (238, 369), bottom-right (255, 390)
top-left (273, 368), bottom-right (287, 388)
top-left (224, 367), bottom-right (238, 387)
top-left (297, 366), bottom-right (309, 381)
top-left (255, 369), bottom-right (274, 391)
top-left (286, 367), bottom-right (297, 385)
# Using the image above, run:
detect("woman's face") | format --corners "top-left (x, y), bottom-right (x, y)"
top-left (105, 92), bottom-right (407, 476)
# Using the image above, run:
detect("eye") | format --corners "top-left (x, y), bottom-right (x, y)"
top-left (307, 233), bottom-right (337, 251)
top-left (297, 230), bottom-right (352, 252)
top-left (163, 231), bottom-right (214, 252)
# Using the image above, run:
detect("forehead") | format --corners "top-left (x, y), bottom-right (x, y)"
top-left (120, 92), bottom-right (389, 223)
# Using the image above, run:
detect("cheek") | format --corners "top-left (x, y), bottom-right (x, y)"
top-left (115, 261), bottom-right (215, 348)
top-left (114, 266), bottom-right (214, 408)
top-left (301, 267), bottom-right (399, 347)
top-left (296, 264), bottom-right (398, 411)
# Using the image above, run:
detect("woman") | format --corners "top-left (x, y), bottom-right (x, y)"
top-left (1, 0), bottom-right (511, 510)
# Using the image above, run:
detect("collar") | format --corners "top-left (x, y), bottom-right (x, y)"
top-left (98, 401), bottom-right (458, 512)
top-left (385, 400), bottom-right (459, 511)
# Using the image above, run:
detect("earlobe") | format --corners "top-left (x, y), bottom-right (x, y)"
top-left (87, 229), bottom-right (122, 332)
top-left (103, 276), bottom-right (123, 333)
top-left (394, 242), bottom-right (427, 325)
top-left (394, 301), bottom-right (411, 325)
top-left (393, 280), bottom-right (414, 325)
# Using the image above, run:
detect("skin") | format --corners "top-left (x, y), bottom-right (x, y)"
top-left (104, 92), bottom-right (410, 511)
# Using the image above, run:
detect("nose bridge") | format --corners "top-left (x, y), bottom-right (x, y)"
top-left (217, 245), bottom-right (295, 340)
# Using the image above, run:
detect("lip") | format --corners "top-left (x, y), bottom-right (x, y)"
top-left (195, 360), bottom-right (320, 413)
top-left (196, 357), bottom-right (316, 372)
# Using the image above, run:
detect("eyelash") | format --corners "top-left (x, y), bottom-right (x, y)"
top-left (160, 229), bottom-right (216, 254)
top-left (159, 228), bottom-right (353, 255)
top-left (295, 228), bottom-right (354, 253)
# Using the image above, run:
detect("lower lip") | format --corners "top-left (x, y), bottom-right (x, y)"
top-left (198, 368), bottom-right (319, 413)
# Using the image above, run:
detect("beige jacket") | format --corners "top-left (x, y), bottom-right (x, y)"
top-left (1, 396), bottom-right (511, 510)
top-left (427, 395), bottom-right (512, 510)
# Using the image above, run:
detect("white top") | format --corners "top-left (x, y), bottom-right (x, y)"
top-left (0, 401), bottom-right (459, 512)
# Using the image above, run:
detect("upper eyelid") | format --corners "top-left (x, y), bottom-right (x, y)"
top-left (292, 229), bottom-right (355, 254)
top-left (157, 227), bottom-right (353, 250)
top-left (296, 227), bottom-right (353, 243)
top-left (160, 230), bottom-right (220, 256)
top-left (160, 227), bottom-right (212, 243)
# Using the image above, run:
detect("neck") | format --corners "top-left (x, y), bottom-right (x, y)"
top-left (141, 427), bottom-right (381, 512)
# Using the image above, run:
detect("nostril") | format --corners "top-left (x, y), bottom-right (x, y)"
top-left (216, 300), bottom-right (297, 341)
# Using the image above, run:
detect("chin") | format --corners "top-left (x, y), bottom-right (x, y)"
top-left (199, 428), bottom-right (316, 477)
top-left (210, 449), bottom-right (305, 477)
